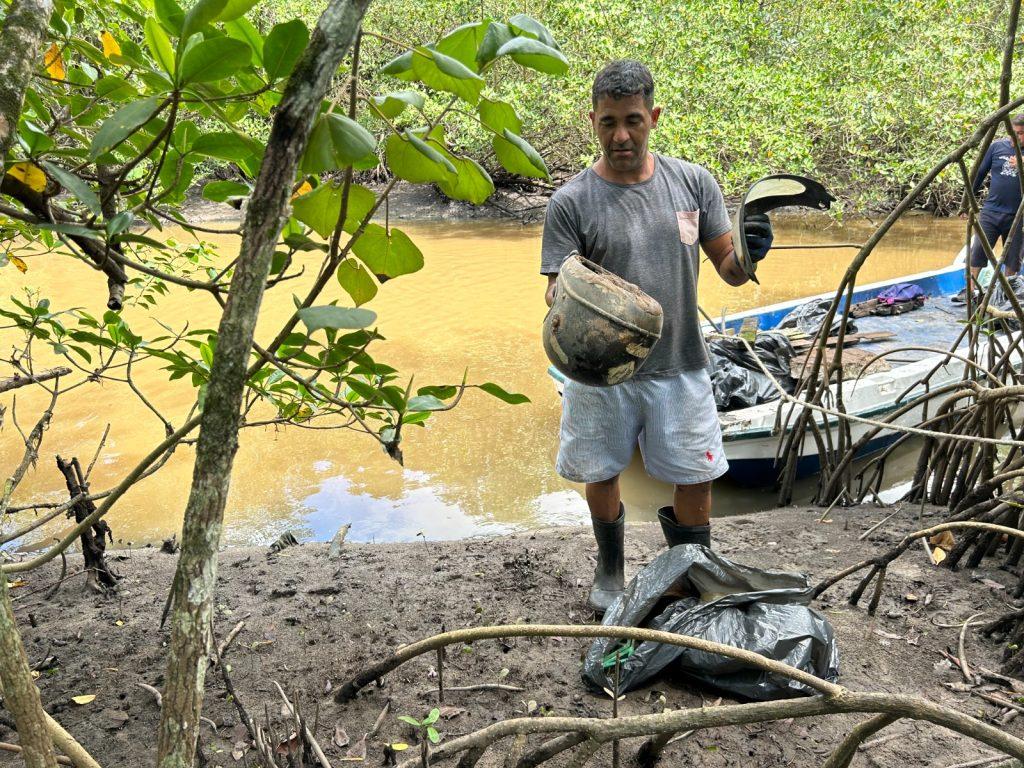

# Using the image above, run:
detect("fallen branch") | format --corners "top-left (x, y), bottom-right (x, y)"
top-left (0, 741), bottom-right (72, 765)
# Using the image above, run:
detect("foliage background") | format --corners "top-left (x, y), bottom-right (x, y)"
top-left (249, 0), bottom-right (1009, 212)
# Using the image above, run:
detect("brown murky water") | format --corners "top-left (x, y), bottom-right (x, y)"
top-left (0, 213), bottom-right (967, 547)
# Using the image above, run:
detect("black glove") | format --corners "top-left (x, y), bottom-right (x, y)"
top-left (744, 212), bottom-right (774, 263)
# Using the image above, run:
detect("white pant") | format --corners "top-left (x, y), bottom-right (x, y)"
top-left (556, 369), bottom-right (728, 485)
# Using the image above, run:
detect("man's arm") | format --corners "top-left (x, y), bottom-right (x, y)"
top-left (974, 144), bottom-right (996, 197)
top-left (703, 231), bottom-right (749, 287)
top-left (544, 273), bottom-right (557, 306)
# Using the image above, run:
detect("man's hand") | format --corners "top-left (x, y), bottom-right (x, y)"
top-left (744, 213), bottom-right (774, 262)
top-left (545, 274), bottom-right (557, 307)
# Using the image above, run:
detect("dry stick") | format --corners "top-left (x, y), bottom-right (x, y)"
top-left (974, 691), bottom-right (1024, 715)
top-left (941, 756), bottom-right (1009, 768)
top-left (336, 625), bottom-right (843, 703)
top-left (273, 681), bottom-right (332, 768)
top-left (0, 367), bottom-right (71, 394)
top-left (0, 743), bottom-right (72, 766)
top-left (859, 506), bottom-right (903, 541)
top-left (821, 713), bottom-right (899, 768)
top-left (426, 684), bottom-right (525, 694)
top-left (960, 613), bottom-right (987, 685)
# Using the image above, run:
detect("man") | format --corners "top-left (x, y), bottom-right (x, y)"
top-left (966, 116), bottom-right (1024, 283)
top-left (540, 60), bottom-right (773, 612)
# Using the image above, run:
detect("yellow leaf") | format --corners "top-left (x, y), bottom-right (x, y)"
top-left (8, 255), bottom-right (28, 273)
top-left (7, 162), bottom-right (48, 193)
top-left (100, 31), bottom-right (121, 59)
top-left (30, 670), bottom-right (39, 680)
top-left (7, 579), bottom-right (27, 588)
top-left (44, 43), bottom-right (65, 81)
top-left (931, 547), bottom-right (947, 566)
top-left (291, 180), bottom-right (313, 200)
top-left (71, 695), bottom-right (96, 705)
top-left (390, 743), bottom-right (409, 751)
top-left (929, 531), bottom-right (955, 550)
top-left (114, 620), bottom-right (124, 626)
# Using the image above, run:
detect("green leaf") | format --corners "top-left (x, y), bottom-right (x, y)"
top-left (369, 90), bottom-right (424, 120)
top-left (180, 0), bottom-right (227, 45)
top-left (42, 162), bottom-right (102, 216)
top-left (397, 716), bottom-right (421, 727)
top-left (493, 129), bottom-right (548, 179)
top-left (154, 0), bottom-right (185, 35)
top-left (405, 129), bottom-right (456, 175)
top-left (145, 18), bottom-right (176, 75)
top-left (95, 75), bottom-right (137, 101)
top-left (224, 17), bottom-right (263, 64)
top-left (179, 37), bottom-right (251, 83)
top-left (336, 259), bottom-right (377, 306)
top-left (263, 19), bottom-right (308, 81)
top-left (410, 47), bottom-right (484, 105)
top-left (106, 211), bottom-right (134, 235)
top-left (384, 129), bottom-right (454, 184)
top-left (424, 709), bottom-right (440, 725)
top-left (379, 50), bottom-right (414, 79)
top-left (302, 114), bottom-right (376, 174)
top-left (417, 385), bottom-right (456, 399)
top-left (215, 0), bottom-right (259, 23)
top-left (479, 382), bottom-right (529, 404)
top-left (435, 21), bottom-right (487, 71)
top-left (495, 37), bottom-right (568, 75)
top-left (477, 98), bottom-right (522, 135)
top-left (406, 394), bottom-right (447, 412)
top-left (202, 180), bottom-right (249, 202)
top-left (292, 182), bottom-right (375, 238)
top-left (427, 727), bottom-right (440, 744)
top-left (190, 131), bottom-right (262, 165)
top-left (508, 14), bottom-right (558, 49)
top-left (437, 156), bottom-right (493, 205)
top-left (477, 22), bottom-right (514, 65)
top-left (298, 305), bottom-right (376, 333)
top-left (89, 96), bottom-right (163, 160)
top-left (351, 224), bottom-right (424, 279)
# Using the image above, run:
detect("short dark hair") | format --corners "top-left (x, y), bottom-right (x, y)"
top-left (592, 60), bottom-right (654, 110)
top-left (1013, 114), bottom-right (1024, 127)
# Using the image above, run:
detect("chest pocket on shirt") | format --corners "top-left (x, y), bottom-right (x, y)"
top-left (676, 210), bottom-right (699, 245)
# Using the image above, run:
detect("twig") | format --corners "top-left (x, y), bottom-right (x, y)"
top-left (212, 619), bottom-right (247, 667)
top-left (0, 741), bottom-right (73, 765)
top-left (273, 681), bottom-right (332, 768)
top-left (941, 755), bottom-right (1009, 768)
top-left (859, 507), bottom-right (903, 540)
top-left (959, 613), bottom-right (986, 684)
top-left (369, 699), bottom-right (391, 737)
top-left (424, 684), bottom-right (525, 694)
top-left (973, 690), bottom-right (1024, 715)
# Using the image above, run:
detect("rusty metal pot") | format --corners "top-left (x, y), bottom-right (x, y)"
top-left (543, 253), bottom-right (663, 387)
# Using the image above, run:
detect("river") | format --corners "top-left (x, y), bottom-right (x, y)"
top-left (0, 212), bottom-right (968, 548)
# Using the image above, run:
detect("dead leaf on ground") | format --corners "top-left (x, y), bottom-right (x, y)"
top-left (344, 733), bottom-right (367, 760)
top-left (931, 547), bottom-right (948, 565)
top-left (333, 724), bottom-right (350, 748)
top-left (438, 705), bottom-right (466, 720)
top-left (930, 531), bottom-right (955, 550)
top-left (275, 732), bottom-right (300, 756)
top-left (71, 694), bottom-right (96, 705)
top-left (904, 593), bottom-right (919, 602)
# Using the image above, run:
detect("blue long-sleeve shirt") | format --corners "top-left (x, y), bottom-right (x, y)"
top-left (973, 138), bottom-right (1023, 214)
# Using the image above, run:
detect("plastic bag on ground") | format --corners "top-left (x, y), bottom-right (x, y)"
top-left (708, 358), bottom-right (778, 411)
top-left (708, 331), bottom-right (796, 380)
top-left (775, 299), bottom-right (857, 338)
top-left (582, 545), bottom-right (840, 701)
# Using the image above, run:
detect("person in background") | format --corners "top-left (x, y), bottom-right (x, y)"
top-left (540, 60), bottom-right (773, 613)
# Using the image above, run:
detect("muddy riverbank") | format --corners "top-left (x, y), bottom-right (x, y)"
top-left (10, 503), bottom-right (1024, 766)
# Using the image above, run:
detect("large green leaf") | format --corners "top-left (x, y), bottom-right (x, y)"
top-left (154, 0), bottom-right (185, 35)
top-left (437, 156), bottom-right (494, 205)
top-left (190, 131), bottom-right (262, 165)
top-left (145, 17), bottom-right (175, 75)
top-left (493, 129), bottom-right (549, 178)
top-left (435, 21), bottom-right (488, 71)
top-left (508, 14), bottom-right (558, 49)
top-left (369, 90), bottom-right (424, 120)
top-left (180, 0), bottom-right (227, 45)
top-left (42, 162), bottom-right (102, 216)
top-left (179, 37), bottom-right (251, 83)
top-left (95, 75), bottom-right (137, 101)
top-left (224, 17), bottom-right (263, 64)
top-left (495, 37), bottom-right (568, 75)
top-left (292, 182), bottom-right (375, 238)
top-left (351, 224), bottom-right (424, 279)
top-left (297, 305), bottom-right (376, 333)
top-left (89, 96), bottom-right (163, 159)
top-left (384, 129), bottom-right (454, 184)
top-left (406, 394), bottom-right (447, 412)
top-left (302, 114), bottom-right (376, 174)
top-left (202, 180), bottom-right (249, 202)
top-left (477, 97), bottom-right (522, 134)
top-left (215, 0), bottom-right (259, 22)
top-left (379, 50), bottom-right (414, 80)
top-left (336, 258), bottom-right (378, 306)
top-left (410, 47), bottom-right (484, 105)
top-left (263, 19), bottom-right (308, 81)
top-left (477, 21), bottom-right (514, 65)
top-left (405, 129), bottom-right (455, 175)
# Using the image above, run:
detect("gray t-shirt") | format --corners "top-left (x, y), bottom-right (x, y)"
top-left (540, 154), bottom-right (732, 375)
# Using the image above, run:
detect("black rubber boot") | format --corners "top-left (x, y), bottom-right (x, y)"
top-left (658, 506), bottom-right (711, 549)
top-left (588, 505), bottom-right (625, 613)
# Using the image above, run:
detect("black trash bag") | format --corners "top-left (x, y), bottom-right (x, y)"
top-left (776, 299), bottom-right (857, 338)
top-left (707, 330), bottom-right (796, 380)
top-left (708, 358), bottom-right (778, 411)
top-left (582, 545), bottom-right (840, 701)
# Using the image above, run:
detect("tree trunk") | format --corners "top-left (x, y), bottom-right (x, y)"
top-left (55, 457), bottom-right (117, 591)
top-left (154, 2), bottom-right (371, 766)
top-left (0, 0), bottom-right (52, 170)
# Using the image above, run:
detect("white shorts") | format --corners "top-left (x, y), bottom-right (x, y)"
top-left (556, 369), bottom-right (728, 485)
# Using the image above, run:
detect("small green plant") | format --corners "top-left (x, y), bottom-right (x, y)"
top-left (395, 708), bottom-right (441, 765)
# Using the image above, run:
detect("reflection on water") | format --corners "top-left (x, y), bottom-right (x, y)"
top-left (0, 212), bottom-right (968, 547)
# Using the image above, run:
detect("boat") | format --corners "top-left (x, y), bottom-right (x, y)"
top-left (546, 249), bottom-right (1012, 487)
